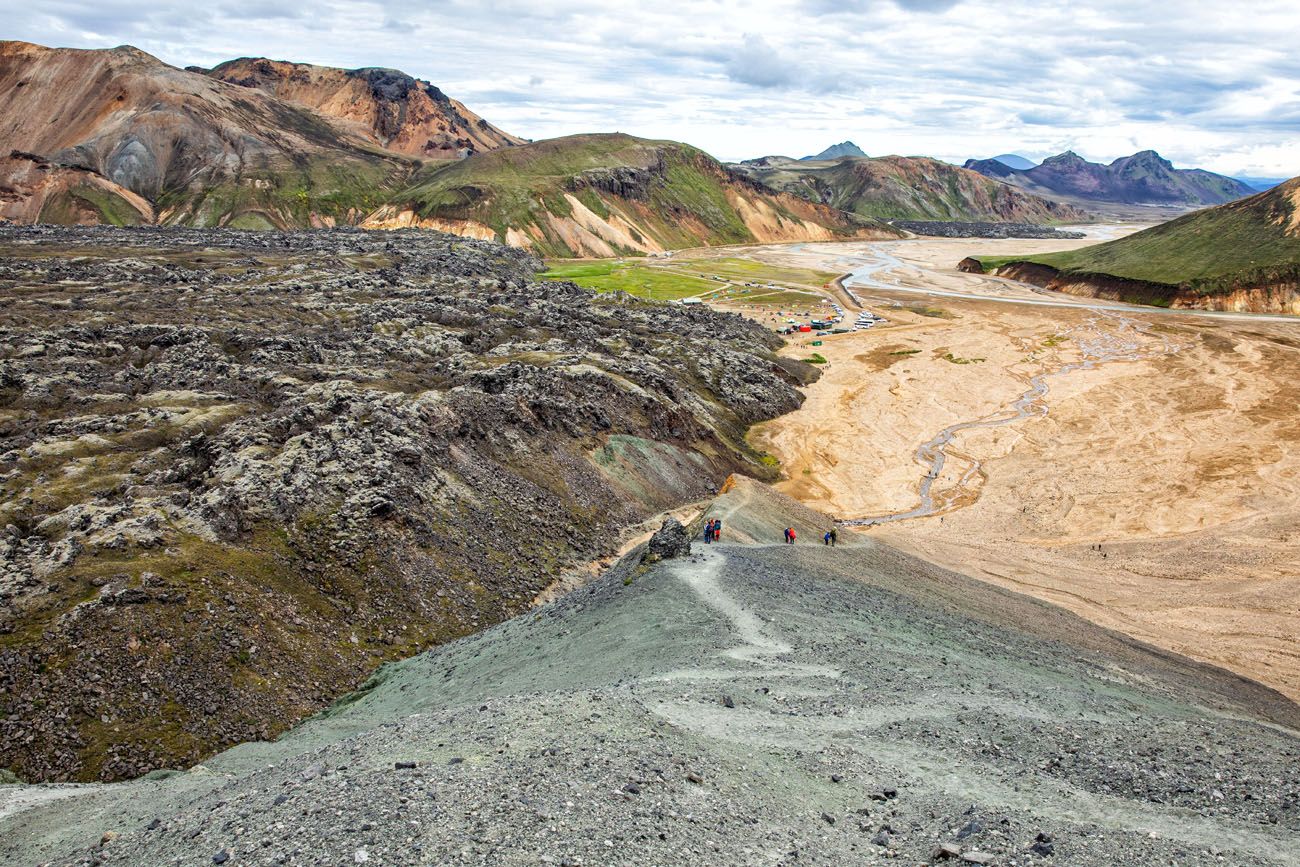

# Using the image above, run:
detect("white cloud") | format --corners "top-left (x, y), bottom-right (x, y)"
top-left (4, 0), bottom-right (1299, 177)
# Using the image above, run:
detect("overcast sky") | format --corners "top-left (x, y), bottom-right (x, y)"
top-left (7, 0), bottom-right (1300, 176)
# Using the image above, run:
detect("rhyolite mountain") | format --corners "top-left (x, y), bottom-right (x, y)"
top-left (964, 149), bottom-right (1256, 208)
top-left (963, 176), bottom-right (1300, 314)
top-left (368, 133), bottom-right (902, 257)
top-left (731, 154), bottom-right (1090, 224)
top-left (0, 41), bottom-right (432, 228)
top-left (203, 57), bottom-right (525, 159)
top-left (801, 140), bottom-right (867, 161)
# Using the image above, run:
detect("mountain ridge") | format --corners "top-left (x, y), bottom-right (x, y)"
top-left (203, 57), bottom-right (525, 159)
top-left (730, 154), bottom-right (1091, 224)
top-left (964, 148), bottom-right (1256, 207)
top-left (368, 133), bottom-right (902, 257)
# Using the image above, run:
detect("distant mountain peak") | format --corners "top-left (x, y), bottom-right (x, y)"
top-left (1042, 150), bottom-right (1087, 166)
top-left (965, 146), bottom-right (1256, 207)
top-left (801, 141), bottom-right (867, 161)
top-left (990, 153), bottom-right (1036, 170)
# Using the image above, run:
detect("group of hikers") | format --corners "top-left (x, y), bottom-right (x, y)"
top-left (703, 519), bottom-right (838, 546)
top-left (702, 517), bottom-right (724, 543)
top-left (781, 526), bottom-right (838, 546)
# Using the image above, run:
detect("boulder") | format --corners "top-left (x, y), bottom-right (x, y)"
top-left (646, 517), bottom-right (691, 561)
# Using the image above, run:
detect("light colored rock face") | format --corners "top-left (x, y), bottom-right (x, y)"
top-left (205, 58), bottom-right (524, 159)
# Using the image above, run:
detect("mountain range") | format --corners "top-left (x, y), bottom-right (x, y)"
top-left (964, 150), bottom-right (1256, 208)
top-left (0, 42), bottom-right (893, 253)
top-left (732, 153), bottom-right (1090, 224)
top-left (0, 40), bottom-right (1280, 252)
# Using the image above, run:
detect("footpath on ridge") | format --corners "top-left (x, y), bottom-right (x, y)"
top-left (3, 477), bottom-right (1298, 866)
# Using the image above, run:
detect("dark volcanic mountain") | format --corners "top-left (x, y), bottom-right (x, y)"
top-left (204, 57), bottom-right (524, 159)
top-left (964, 149), bottom-right (1256, 208)
top-left (801, 140), bottom-right (867, 161)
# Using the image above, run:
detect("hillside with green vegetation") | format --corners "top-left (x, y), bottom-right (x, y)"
top-left (542, 256), bottom-right (839, 306)
top-left (370, 133), bottom-right (898, 257)
top-left (969, 178), bottom-right (1300, 312)
top-left (730, 154), bottom-right (1090, 224)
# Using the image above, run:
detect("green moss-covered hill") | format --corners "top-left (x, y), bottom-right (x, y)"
top-left (730, 154), bottom-right (1091, 224)
top-left (368, 133), bottom-right (900, 257)
top-left (968, 178), bottom-right (1300, 313)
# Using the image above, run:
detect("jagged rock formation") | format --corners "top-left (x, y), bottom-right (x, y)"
top-left (730, 154), bottom-right (1090, 224)
top-left (0, 224), bottom-right (815, 783)
top-left (367, 133), bottom-right (903, 257)
top-left (966, 177), bottom-right (1300, 314)
top-left (645, 516), bottom-right (691, 560)
top-left (204, 58), bottom-right (524, 159)
top-left (963, 150), bottom-right (1256, 208)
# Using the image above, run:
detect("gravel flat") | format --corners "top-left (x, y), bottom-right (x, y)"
top-left (3, 479), bottom-right (1297, 866)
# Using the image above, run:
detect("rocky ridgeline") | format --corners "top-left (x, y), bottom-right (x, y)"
top-left (0, 225), bottom-right (813, 783)
top-left (890, 221), bottom-right (1086, 240)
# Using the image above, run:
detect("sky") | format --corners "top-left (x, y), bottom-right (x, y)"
top-left (7, 0), bottom-right (1300, 177)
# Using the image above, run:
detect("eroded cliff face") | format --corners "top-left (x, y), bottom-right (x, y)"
top-left (0, 224), bottom-right (814, 783)
top-left (991, 262), bottom-right (1300, 315)
top-left (205, 58), bottom-right (524, 159)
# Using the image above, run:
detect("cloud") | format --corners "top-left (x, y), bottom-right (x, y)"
top-left (6, 0), bottom-right (1300, 176)
top-left (724, 34), bottom-right (800, 89)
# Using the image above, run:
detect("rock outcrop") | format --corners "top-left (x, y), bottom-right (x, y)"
top-left (645, 517), bottom-right (691, 561)
top-left (0, 224), bottom-right (815, 783)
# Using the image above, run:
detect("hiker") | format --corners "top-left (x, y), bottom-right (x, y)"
top-left (823, 530), bottom-right (831, 546)
top-left (787, 527), bottom-right (797, 545)
top-left (712, 518), bottom-right (723, 542)
top-left (783, 527), bottom-right (792, 545)
top-left (829, 527), bottom-right (837, 547)
top-left (703, 518), bottom-right (714, 544)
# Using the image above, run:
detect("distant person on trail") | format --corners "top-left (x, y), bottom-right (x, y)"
top-left (704, 518), bottom-right (715, 544)
top-left (784, 527), bottom-right (792, 544)
top-left (712, 518), bottom-right (723, 542)
top-left (829, 527), bottom-right (838, 547)
top-left (824, 531), bottom-right (832, 546)
top-left (785, 527), bottom-right (797, 545)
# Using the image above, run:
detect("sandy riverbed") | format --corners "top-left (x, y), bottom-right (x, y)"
top-left (740, 233), bottom-right (1300, 703)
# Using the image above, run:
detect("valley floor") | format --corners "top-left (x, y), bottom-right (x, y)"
top-left (740, 231), bottom-right (1300, 704)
